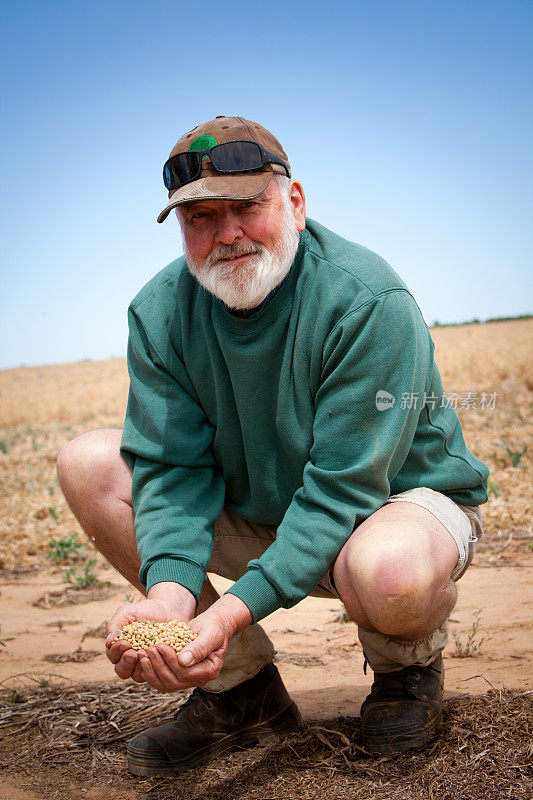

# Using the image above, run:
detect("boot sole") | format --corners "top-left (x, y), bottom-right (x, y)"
top-left (127, 702), bottom-right (301, 776)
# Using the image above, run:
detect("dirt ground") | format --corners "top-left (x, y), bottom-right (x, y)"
top-left (0, 566), bottom-right (531, 715)
top-left (0, 319), bottom-right (531, 798)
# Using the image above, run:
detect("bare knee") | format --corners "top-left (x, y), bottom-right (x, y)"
top-left (57, 428), bottom-right (130, 503)
top-left (376, 549), bottom-right (431, 602)
top-left (337, 521), bottom-right (456, 636)
top-left (366, 545), bottom-right (457, 637)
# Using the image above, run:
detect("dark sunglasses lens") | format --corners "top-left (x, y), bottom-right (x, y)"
top-left (211, 141), bottom-right (263, 172)
top-left (164, 152), bottom-right (201, 189)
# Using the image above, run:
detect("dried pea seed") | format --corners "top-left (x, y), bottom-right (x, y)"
top-left (112, 619), bottom-right (197, 654)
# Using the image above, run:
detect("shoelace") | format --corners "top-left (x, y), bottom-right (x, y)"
top-left (173, 688), bottom-right (217, 719)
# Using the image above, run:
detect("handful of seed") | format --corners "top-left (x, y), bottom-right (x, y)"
top-left (112, 620), bottom-right (197, 653)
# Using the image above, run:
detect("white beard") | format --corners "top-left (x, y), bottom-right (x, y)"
top-left (183, 204), bottom-right (300, 310)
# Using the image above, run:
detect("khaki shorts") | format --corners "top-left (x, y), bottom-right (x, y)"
top-left (210, 487), bottom-right (484, 600)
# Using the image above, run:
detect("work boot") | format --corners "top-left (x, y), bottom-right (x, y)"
top-left (127, 661), bottom-right (301, 776)
top-left (360, 653), bottom-right (444, 754)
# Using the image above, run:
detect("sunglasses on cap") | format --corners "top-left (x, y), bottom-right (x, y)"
top-left (162, 140), bottom-right (291, 192)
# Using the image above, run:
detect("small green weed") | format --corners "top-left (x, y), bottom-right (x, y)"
top-left (48, 506), bottom-right (58, 522)
top-left (450, 609), bottom-right (493, 658)
top-left (487, 478), bottom-right (501, 497)
top-left (0, 625), bottom-right (14, 649)
top-left (492, 436), bottom-right (527, 468)
top-left (334, 606), bottom-right (351, 623)
top-left (47, 532), bottom-right (86, 563)
top-left (63, 558), bottom-right (100, 589)
top-left (47, 486), bottom-right (55, 496)
top-left (0, 439), bottom-right (9, 454)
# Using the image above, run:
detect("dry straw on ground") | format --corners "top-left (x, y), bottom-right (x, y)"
top-left (32, 584), bottom-right (121, 608)
top-left (43, 648), bottom-right (101, 663)
top-left (0, 679), bottom-right (531, 799)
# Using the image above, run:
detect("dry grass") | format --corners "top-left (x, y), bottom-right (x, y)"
top-left (430, 320), bottom-right (532, 554)
top-left (0, 358), bottom-right (129, 426)
top-left (0, 679), bottom-right (531, 799)
top-left (1, 319), bottom-right (531, 572)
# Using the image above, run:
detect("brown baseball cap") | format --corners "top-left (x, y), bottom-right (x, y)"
top-left (157, 115), bottom-right (291, 223)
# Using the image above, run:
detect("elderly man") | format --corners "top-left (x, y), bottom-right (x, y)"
top-left (57, 115), bottom-right (488, 776)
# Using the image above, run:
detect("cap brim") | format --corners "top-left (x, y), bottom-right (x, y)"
top-left (157, 172), bottom-right (273, 223)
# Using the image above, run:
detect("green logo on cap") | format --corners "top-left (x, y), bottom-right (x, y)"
top-left (189, 134), bottom-right (217, 153)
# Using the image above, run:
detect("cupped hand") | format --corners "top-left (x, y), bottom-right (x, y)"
top-left (105, 583), bottom-right (197, 684)
top-left (136, 594), bottom-right (252, 693)
top-left (136, 607), bottom-right (229, 692)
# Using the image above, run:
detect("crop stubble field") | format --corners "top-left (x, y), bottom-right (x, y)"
top-left (1, 319), bottom-right (531, 572)
top-left (0, 318), bottom-right (531, 799)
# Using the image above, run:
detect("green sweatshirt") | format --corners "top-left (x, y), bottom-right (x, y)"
top-left (120, 218), bottom-right (489, 622)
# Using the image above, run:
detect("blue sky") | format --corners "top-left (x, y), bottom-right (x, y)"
top-left (1, 0), bottom-right (531, 368)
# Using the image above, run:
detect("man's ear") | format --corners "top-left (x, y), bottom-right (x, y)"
top-left (289, 181), bottom-right (306, 231)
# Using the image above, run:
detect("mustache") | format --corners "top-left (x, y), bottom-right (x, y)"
top-left (205, 242), bottom-right (263, 268)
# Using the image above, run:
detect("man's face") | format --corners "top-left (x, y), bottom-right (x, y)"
top-left (177, 178), bottom-right (306, 309)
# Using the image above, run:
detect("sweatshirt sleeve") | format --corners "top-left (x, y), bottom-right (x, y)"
top-left (120, 305), bottom-right (225, 599)
top-left (226, 289), bottom-right (433, 621)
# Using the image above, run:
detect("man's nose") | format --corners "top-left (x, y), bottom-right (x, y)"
top-left (214, 212), bottom-right (244, 245)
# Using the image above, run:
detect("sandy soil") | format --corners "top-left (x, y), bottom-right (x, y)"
top-left (1, 562), bottom-right (531, 719)
top-left (0, 557), bottom-right (531, 799)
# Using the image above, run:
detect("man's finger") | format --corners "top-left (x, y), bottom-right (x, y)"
top-left (114, 649), bottom-right (138, 680)
top-left (157, 644), bottom-right (209, 678)
top-left (145, 648), bottom-right (183, 691)
top-left (106, 640), bottom-right (133, 664)
top-left (131, 660), bottom-right (145, 684)
top-left (140, 655), bottom-right (171, 692)
top-left (106, 605), bottom-right (133, 642)
top-left (158, 645), bottom-right (224, 687)
top-left (177, 629), bottom-right (221, 667)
